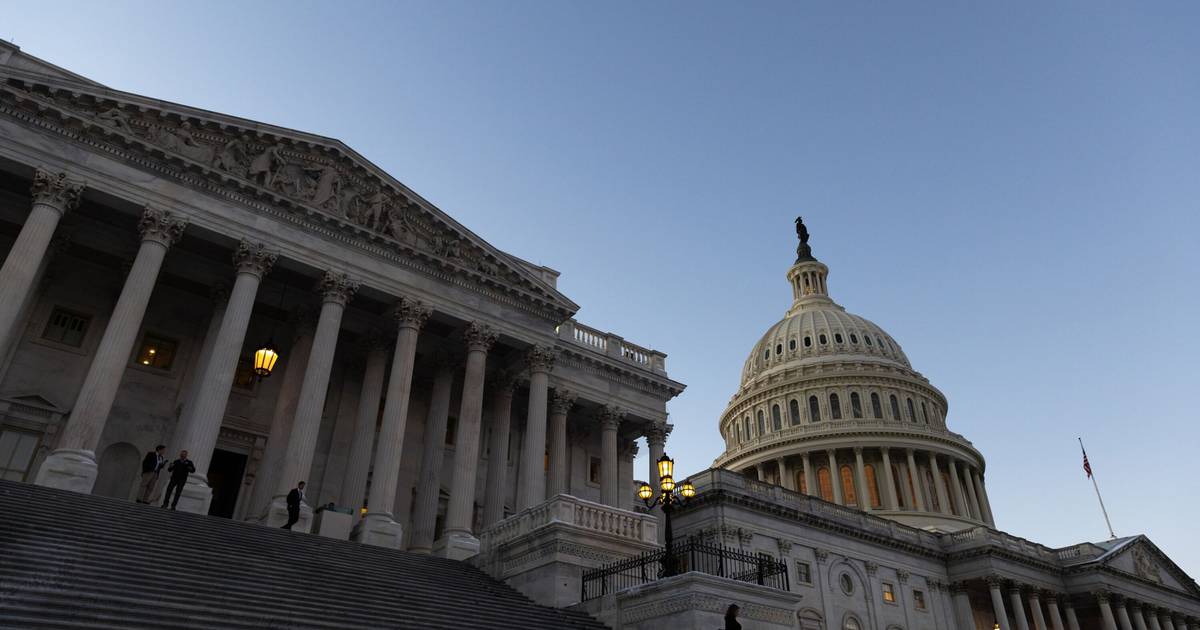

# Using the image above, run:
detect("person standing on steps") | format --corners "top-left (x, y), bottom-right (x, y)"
top-left (160, 450), bottom-right (194, 510)
top-left (282, 481), bottom-right (305, 530)
top-left (136, 445), bottom-right (166, 504)
top-left (724, 604), bottom-right (742, 630)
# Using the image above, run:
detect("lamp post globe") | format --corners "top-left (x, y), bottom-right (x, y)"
top-left (637, 452), bottom-right (693, 578)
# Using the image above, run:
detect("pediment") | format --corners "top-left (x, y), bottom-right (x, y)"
top-left (0, 392), bottom-right (65, 413)
top-left (0, 68), bottom-right (579, 321)
top-left (1101, 536), bottom-right (1199, 596)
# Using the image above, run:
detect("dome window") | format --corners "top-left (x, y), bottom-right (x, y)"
top-left (870, 393), bottom-right (883, 419)
top-left (889, 395), bottom-right (901, 421)
top-left (757, 410), bottom-right (766, 435)
top-left (789, 399), bottom-right (801, 425)
top-left (906, 398), bottom-right (916, 423)
top-left (849, 333), bottom-right (858, 344)
top-left (771, 404), bottom-right (782, 431)
top-left (775, 343), bottom-right (783, 355)
top-left (744, 416), bottom-right (751, 438)
top-left (789, 339), bottom-right (796, 351)
top-left (921, 401), bottom-right (929, 424)
top-left (850, 392), bottom-right (863, 418)
top-left (808, 396), bottom-right (822, 422)
top-left (830, 393), bottom-right (842, 420)
top-left (864, 336), bottom-right (873, 346)
top-left (764, 350), bottom-right (770, 361)
top-left (834, 333), bottom-right (844, 344)
top-left (819, 334), bottom-right (828, 345)
top-left (804, 336), bottom-right (812, 347)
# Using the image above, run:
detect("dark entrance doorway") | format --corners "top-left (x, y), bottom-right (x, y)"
top-left (207, 449), bottom-right (247, 519)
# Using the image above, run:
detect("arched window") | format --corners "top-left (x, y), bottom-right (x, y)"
top-left (804, 336), bottom-right (812, 347)
top-left (830, 393), bottom-right (842, 420)
top-left (734, 423), bottom-right (741, 444)
top-left (865, 464), bottom-right (881, 508)
top-left (808, 396), bottom-right (821, 422)
top-left (920, 401), bottom-right (929, 424)
top-left (890, 395), bottom-right (902, 421)
top-left (775, 343), bottom-right (783, 355)
top-left (906, 398), bottom-right (916, 423)
top-left (789, 399), bottom-right (801, 426)
top-left (819, 333), bottom-right (828, 345)
top-left (844, 615), bottom-right (862, 630)
top-left (892, 464), bottom-right (906, 508)
top-left (840, 465), bottom-right (857, 506)
top-left (771, 404), bottom-right (782, 431)
top-left (871, 393), bottom-right (883, 419)
top-left (865, 335), bottom-right (873, 346)
top-left (850, 392), bottom-right (863, 418)
top-left (789, 339), bottom-right (796, 351)
top-left (817, 467), bottom-right (834, 502)
top-left (757, 410), bottom-right (766, 435)
top-left (850, 333), bottom-right (858, 344)
top-left (763, 349), bottom-right (770, 361)
top-left (796, 469), bottom-right (807, 494)
top-left (834, 333), bottom-right (844, 344)
top-left (744, 416), bottom-right (751, 439)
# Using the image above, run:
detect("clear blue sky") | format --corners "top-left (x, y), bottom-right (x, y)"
top-left (6, 2), bottom-right (1198, 575)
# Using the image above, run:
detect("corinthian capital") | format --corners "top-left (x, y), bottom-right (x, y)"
top-left (645, 422), bottom-right (670, 447)
top-left (317, 271), bottom-right (359, 306)
top-left (597, 405), bottom-right (624, 431)
top-left (392, 297), bottom-right (431, 330)
top-left (463, 321), bottom-right (498, 353)
top-left (31, 168), bottom-right (84, 213)
top-left (232, 240), bottom-right (277, 278)
top-left (525, 344), bottom-right (557, 374)
top-left (549, 389), bottom-right (576, 415)
top-left (137, 206), bottom-right (188, 247)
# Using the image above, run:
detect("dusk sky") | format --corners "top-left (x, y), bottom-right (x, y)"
top-left (6, 2), bottom-right (1198, 575)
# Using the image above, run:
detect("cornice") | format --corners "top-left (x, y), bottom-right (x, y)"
top-left (555, 344), bottom-right (685, 401)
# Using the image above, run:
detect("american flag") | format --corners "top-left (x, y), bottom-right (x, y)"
top-left (1083, 451), bottom-right (1092, 478)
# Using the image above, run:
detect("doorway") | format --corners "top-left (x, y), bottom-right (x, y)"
top-left (207, 448), bottom-right (247, 518)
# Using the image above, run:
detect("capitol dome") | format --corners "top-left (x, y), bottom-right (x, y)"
top-left (714, 219), bottom-right (995, 532)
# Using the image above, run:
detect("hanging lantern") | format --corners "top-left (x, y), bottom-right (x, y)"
top-left (657, 453), bottom-right (674, 481)
top-left (679, 480), bottom-right (696, 499)
top-left (637, 482), bottom-right (654, 501)
top-left (253, 341), bottom-right (280, 378)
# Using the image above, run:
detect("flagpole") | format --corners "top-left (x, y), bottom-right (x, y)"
top-left (1079, 437), bottom-right (1116, 540)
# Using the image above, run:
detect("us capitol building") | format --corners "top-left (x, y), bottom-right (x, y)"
top-left (0, 42), bottom-right (1197, 630)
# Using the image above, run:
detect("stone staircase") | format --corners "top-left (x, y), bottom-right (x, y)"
top-left (0, 479), bottom-right (608, 629)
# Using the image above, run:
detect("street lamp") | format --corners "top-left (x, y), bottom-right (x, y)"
top-left (637, 453), bottom-right (695, 577)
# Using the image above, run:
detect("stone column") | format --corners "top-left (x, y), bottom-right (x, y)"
top-left (951, 583), bottom-right (974, 630)
top-left (546, 388), bottom-right (575, 497)
top-left (339, 330), bottom-right (390, 512)
top-left (828, 450), bottom-right (844, 505)
top-left (437, 322), bottom-right (497, 559)
top-left (1030, 591), bottom-right (1049, 630)
top-left (1128, 604), bottom-right (1148, 630)
top-left (176, 284), bottom-right (230, 426)
top-left (516, 345), bottom-right (555, 510)
top-left (1115, 598), bottom-right (1135, 630)
top-left (1147, 610), bottom-right (1164, 630)
top-left (0, 169), bottom-right (82, 363)
top-left (1046, 595), bottom-right (1066, 630)
top-left (408, 354), bottom-right (455, 554)
top-left (1010, 586), bottom-right (1031, 630)
top-left (1064, 600), bottom-right (1081, 630)
top-left (246, 309), bottom-right (315, 520)
top-left (646, 423), bottom-right (668, 494)
top-left (853, 447), bottom-right (871, 509)
top-left (989, 577), bottom-right (1013, 630)
top-left (801, 452), bottom-right (815, 496)
top-left (1097, 593), bottom-right (1120, 630)
top-left (948, 457), bottom-right (969, 518)
top-left (963, 463), bottom-right (984, 521)
top-left (482, 372), bottom-right (517, 527)
top-left (0, 231), bottom-right (71, 385)
top-left (352, 298), bottom-right (429, 548)
top-left (264, 272), bottom-right (357, 530)
top-left (930, 453), bottom-right (952, 515)
top-left (1161, 611), bottom-right (1177, 630)
top-left (170, 241), bottom-right (276, 514)
top-left (778, 456), bottom-right (794, 491)
top-left (906, 448), bottom-right (927, 510)
top-left (35, 207), bottom-right (185, 493)
top-left (976, 471), bottom-right (996, 526)
top-left (599, 405), bottom-right (623, 507)
top-left (880, 447), bottom-right (900, 510)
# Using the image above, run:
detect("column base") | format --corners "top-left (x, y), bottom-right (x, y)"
top-left (433, 531), bottom-right (480, 561)
top-left (33, 449), bottom-right (98, 494)
top-left (351, 512), bottom-right (404, 548)
top-left (173, 475), bottom-right (214, 515)
top-left (262, 495), bottom-right (314, 533)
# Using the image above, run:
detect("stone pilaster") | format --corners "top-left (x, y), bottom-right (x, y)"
top-left (35, 206), bottom-right (185, 493)
top-left (598, 405), bottom-right (623, 508)
top-left (546, 388), bottom-right (576, 497)
top-left (353, 297), bottom-right (429, 548)
top-left (340, 329), bottom-right (390, 512)
top-left (482, 370), bottom-right (518, 527)
top-left (408, 352), bottom-right (456, 554)
top-left (0, 169), bottom-right (82, 360)
top-left (517, 345), bottom-right (555, 510)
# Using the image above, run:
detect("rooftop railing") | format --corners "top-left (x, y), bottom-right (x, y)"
top-left (557, 319), bottom-right (667, 374)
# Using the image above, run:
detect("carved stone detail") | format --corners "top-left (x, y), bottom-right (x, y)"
top-left (392, 297), bottom-right (431, 330)
top-left (865, 561), bottom-right (878, 575)
top-left (488, 368), bottom-right (520, 397)
top-left (814, 548), bottom-right (830, 564)
top-left (597, 405), bottom-right (624, 431)
top-left (737, 528), bottom-right (753, 545)
top-left (210, 282), bottom-right (230, 306)
top-left (1133, 544), bottom-right (1162, 583)
top-left (897, 569), bottom-right (910, 584)
top-left (777, 539), bottom-right (793, 554)
top-left (232, 240), bottom-right (277, 278)
top-left (549, 389), bottom-right (576, 415)
top-left (31, 168), bottom-right (83, 212)
top-left (463, 321), bottom-right (498, 353)
top-left (137, 206), bottom-right (187, 247)
top-left (645, 422), bottom-right (670, 447)
top-left (317, 271), bottom-right (358, 306)
top-left (525, 344), bottom-right (557, 374)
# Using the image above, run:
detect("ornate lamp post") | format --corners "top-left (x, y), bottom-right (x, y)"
top-left (637, 453), bottom-right (695, 577)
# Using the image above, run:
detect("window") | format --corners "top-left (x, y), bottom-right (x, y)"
top-left (890, 395), bottom-right (902, 421)
top-left (42, 307), bottom-right (90, 347)
top-left (850, 392), bottom-right (863, 418)
top-left (232, 357), bottom-right (257, 391)
top-left (796, 561), bottom-right (812, 585)
top-left (589, 457), bottom-right (602, 484)
top-left (865, 465), bottom-right (881, 508)
top-left (818, 467), bottom-right (834, 502)
top-left (850, 333), bottom-right (858, 344)
top-left (789, 399), bottom-right (801, 426)
top-left (830, 393), bottom-right (842, 420)
top-left (0, 428), bottom-right (40, 481)
top-left (445, 416), bottom-right (458, 446)
top-left (865, 335), bottom-right (873, 346)
top-left (834, 333), bottom-right (844, 344)
top-left (871, 393), bottom-right (883, 419)
top-left (920, 402), bottom-right (929, 424)
top-left (764, 350), bottom-right (770, 361)
top-left (804, 336), bottom-right (812, 347)
top-left (913, 590), bottom-right (927, 610)
top-left (776, 343), bottom-right (783, 355)
top-left (808, 396), bottom-right (821, 422)
top-left (839, 573), bottom-right (855, 595)
top-left (135, 334), bottom-right (177, 370)
top-left (771, 405), bottom-right (782, 431)
top-left (744, 416), bottom-right (751, 439)
top-left (797, 469), bottom-right (807, 494)
top-left (840, 465), bottom-right (857, 505)
top-left (757, 410), bottom-right (766, 435)
top-left (906, 398), bottom-right (916, 423)
top-left (819, 333), bottom-right (828, 345)
top-left (735, 423), bottom-right (741, 444)
top-left (789, 339), bottom-right (796, 351)
top-left (882, 582), bottom-right (896, 603)
top-left (844, 617), bottom-right (862, 630)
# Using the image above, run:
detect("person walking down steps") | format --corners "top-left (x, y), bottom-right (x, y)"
top-left (282, 481), bottom-right (305, 530)
top-left (136, 445), bottom-right (166, 504)
top-left (160, 450), bottom-right (194, 510)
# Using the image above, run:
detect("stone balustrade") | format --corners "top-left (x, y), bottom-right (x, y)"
top-left (557, 319), bottom-right (667, 373)
top-left (479, 493), bottom-right (659, 555)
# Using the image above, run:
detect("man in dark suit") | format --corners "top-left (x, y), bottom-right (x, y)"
top-left (282, 481), bottom-right (305, 530)
top-left (136, 445), bottom-right (166, 504)
top-left (160, 450), bottom-right (195, 510)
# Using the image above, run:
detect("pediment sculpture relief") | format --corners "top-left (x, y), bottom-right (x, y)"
top-left (1132, 544), bottom-right (1161, 583)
